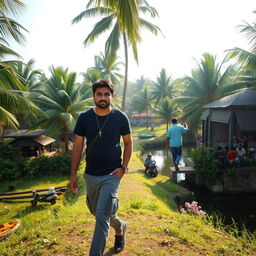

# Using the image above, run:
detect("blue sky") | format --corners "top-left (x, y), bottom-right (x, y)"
top-left (10, 0), bottom-right (256, 81)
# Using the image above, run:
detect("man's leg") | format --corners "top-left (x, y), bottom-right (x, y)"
top-left (170, 147), bottom-right (179, 171)
top-left (175, 147), bottom-right (182, 165)
top-left (84, 173), bottom-right (121, 256)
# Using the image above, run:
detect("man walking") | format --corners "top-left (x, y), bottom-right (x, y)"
top-left (70, 80), bottom-right (132, 255)
top-left (166, 118), bottom-right (188, 171)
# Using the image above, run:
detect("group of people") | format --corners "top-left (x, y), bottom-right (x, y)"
top-left (212, 144), bottom-right (247, 169)
top-left (69, 79), bottom-right (190, 255)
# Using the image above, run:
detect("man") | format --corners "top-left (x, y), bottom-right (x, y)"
top-left (143, 153), bottom-right (154, 174)
top-left (144, 154), bottom-right (154, 170)
top-left (166, 118), bottom-right (188, 171)
top-left (70, 80), bottom-right (132, 256)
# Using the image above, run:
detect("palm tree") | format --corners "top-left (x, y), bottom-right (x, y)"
top-left (72, 0), bottom-right (161, 110)
top-left (226, 11), bottom-right (256, 88)
top-left (0, 0), bottom-right (27, 44)
top-left (130, 86), bottom-right (153, 127)
top-left (89, 51), bottom-right (124, 86)
top-left (31, 67), bottom-right (92, 152)
top-left (0, 1), bottom-right (36, 133)
top-left (151, 68), bottom-right (176, 105)
top-left (131, 75), bottom-right (150, 94)
top-left (154, 98), bottom-right (179, 132)
top-left (91, 0), bottom-right (141, 46)
top-left (176, 53), bottom-right (246, 132)
top-left (15, 59), bottom-right (43, 90)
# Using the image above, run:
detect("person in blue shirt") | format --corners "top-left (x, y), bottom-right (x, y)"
top-left (166, 118), bottom-right (188, 171)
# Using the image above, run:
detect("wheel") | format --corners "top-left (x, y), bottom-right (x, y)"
top-left (50, 199), bottom-right (56, 205)
top-left (31, 199), bottom-right (37, 207)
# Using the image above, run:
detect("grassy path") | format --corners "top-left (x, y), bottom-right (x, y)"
top-left (0, 126), bottom-right (256, 255)
top-left (0, 151), bottom-right (255, 255)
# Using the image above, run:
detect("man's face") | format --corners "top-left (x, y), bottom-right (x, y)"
top-left (93, 87), bottom-right (113, 109)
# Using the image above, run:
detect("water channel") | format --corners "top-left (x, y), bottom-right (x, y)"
top-left (143, 148), bottom-right (256, 233)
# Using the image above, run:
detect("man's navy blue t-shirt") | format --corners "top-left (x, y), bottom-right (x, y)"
top-left (73, 108), bottom-right (131, 176)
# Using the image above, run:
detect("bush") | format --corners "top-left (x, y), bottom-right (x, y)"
top-left (191, 147), bottom-right (219, 185)
top-left (24, 156), bottom-right (50, 176)
top-left (0, 143), bottom-right (24, 180)
top-left (0, 158), bottom-right (23, 180)
top-left (24, 153), bottom-right (71, 176)
top-left (48, 154), bottom-right (71, 175)
top-left (0, 142), bottom-right (21, 159)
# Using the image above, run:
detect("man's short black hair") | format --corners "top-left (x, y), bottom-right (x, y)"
top-left (171, 118), bottom-right (178, 124)
top-left (92, 80), bottom-right (114, 95)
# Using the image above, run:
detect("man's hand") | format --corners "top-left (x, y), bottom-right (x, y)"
top-left (110, 168), bottom-right (125, 179)
top-left (70, 175), bottom-right (78, 193)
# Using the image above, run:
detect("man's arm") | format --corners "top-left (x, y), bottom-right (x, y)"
top-left (70, 135), bottom-right (84, 193)
top-left (183, 123), bottom-right (189, 132)
top-left (122, 133), bottom-right (133, 169)
top-left (110, 133), bottom-right (132, 178)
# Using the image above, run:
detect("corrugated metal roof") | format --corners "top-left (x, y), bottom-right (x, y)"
top-left (3, 129), bottom-right (45, 138)
top-left (204, 88), bottom-right (256, 109)
top-left (200, 109), bottom-right (209, 120)
top-left (33, 135), bottom-right (55, 146)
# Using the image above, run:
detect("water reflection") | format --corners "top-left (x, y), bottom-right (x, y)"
top-left (143, 148), bottom-right (191, 176)
top-left (142, 147), bottom-right (256, 233)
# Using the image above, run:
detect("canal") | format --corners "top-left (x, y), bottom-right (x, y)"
top-left (143, 148), bottom-right (256, 233)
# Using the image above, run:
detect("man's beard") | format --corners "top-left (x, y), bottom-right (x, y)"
top-left (95, 101), bottom-right (110, 109)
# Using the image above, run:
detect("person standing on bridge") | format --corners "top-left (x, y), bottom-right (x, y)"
top-left (166, 118), bottom-right (188, 171)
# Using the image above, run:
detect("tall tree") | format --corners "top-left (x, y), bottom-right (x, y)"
top-left (15, 59), bottom-right (43, 90)
top-left (89, 51), bottom-right (124, 86)
top-left (72, 0), bottom-right (161, 110)
top-left (0, 0), bottom-right (36, 133)
top-left (31, 67), bottom-right (92, 152)
top-left (151, 68), bottom-right (176, 105)
top-left (130, 86), bottom-right (153, 127)
top-left (176, 53), bottom-right (246, 132)
top-left (226, 10), bottom-right (256, 88)
top-left (154, 98), bottom-right (179, 132)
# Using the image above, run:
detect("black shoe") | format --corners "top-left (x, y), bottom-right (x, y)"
top-left (114, 222), bottom-right (127, 253)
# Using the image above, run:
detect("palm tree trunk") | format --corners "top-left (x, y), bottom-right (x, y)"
top-left (146, 106), bottom-right (149, 128)
top-left (121, 32), bottom-right (128, 111)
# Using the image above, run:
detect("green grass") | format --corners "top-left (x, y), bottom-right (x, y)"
top-left (0, 126), bottom-right (256, 255)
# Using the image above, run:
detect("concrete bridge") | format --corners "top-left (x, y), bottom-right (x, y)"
top-left (170, 158), bottom-right (256, 193)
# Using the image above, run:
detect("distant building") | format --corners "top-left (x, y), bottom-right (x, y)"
top-left (130, 112), bottom-right (157, 127)
top-left (201, 88), bottom-right (256, 148)
top-left (2, 129), bottom-right (56, 157)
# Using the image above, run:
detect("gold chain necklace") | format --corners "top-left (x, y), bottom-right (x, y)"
top-left (95, 111), bottom-right (111, 137)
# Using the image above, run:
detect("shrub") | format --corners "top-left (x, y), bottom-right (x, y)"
top-left (0, 158), bottom-right (23, 180)
top-left (48, 154), bottom-right (71, 175)
top-left (24, 156), bottom-right (50, 176)
top-left (0, 143), bottom-right (24, 180)
top-left (24, 153), bottom-right (71, 176)
top-left (0, 142), bottom-right (21, 159)
top-left (191, 147), bottom-right (219, 185)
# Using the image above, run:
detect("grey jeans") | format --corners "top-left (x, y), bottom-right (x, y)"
top-left (84, 173), bottom-right (124, 256)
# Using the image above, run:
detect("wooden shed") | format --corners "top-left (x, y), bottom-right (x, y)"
top-left (3, 129), bottom-right (56, 157)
